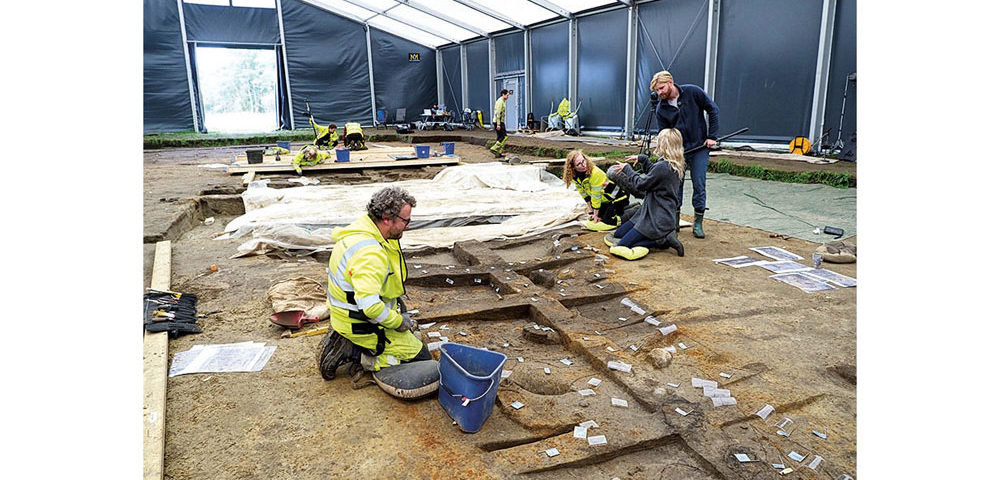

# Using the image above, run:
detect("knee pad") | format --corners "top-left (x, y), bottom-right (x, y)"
top-left (373, 360), bottom-right (441, 399)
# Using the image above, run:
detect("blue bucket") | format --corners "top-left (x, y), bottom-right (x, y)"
top-left (414, 144), bottom-right (430, 158)
top-left (438, 343), bottom-right (507, 433)
top-left (440, 141), bottom-right (455, 155)
top-left (335, 147), bottom-right (350, 162)
top-left (276, 141), bottom-right (291, 150)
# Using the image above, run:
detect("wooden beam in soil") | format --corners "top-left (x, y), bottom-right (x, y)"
top-left (143, 240), bottom-right (170, 480)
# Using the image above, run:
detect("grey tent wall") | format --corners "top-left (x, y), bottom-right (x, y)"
top-left (466, 40), bottom-right (490, 113)
top-left (494, 32), bottom-right (524, 74)
top-left (281, 0), bottom-right (372, 127)
top-left (369, 28), bottom-right (436, 123)
top-left (182, 4), bottom-right (280, 44)
top-left (529, 20), bottom-right (568, 123)
top-left (440, 46), bottom-right (462, 114)
top-left (822, 0), bottom-right (856, 147)
top-left (143, 0), bottom-right (195, 134)
top-left (577, 8), bottom-right (628, 131)
top-left (635, 0), bottom-right (708, 135)
top-left (715, 0), bottom-right (823, 142)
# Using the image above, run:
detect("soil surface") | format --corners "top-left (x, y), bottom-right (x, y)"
top-left (144, 133), bottom-right (856, 479)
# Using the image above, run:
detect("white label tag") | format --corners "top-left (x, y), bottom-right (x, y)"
top-left (644, 316), bottom-right (661, 326)
top-left (587, 435), bottom-right (607, 446)
top-left (734, 453), bottom-right (751, 463)
top-left (517, 357), bottom-right (524, 362)
top-left (579, 420), bottom-right (599, 428)
top-left (720, 372), bottom-right (732, 378)
top-left (574, 426), bottom-right (587, 439)
top-left (578, 389), bottom-right (596, 396)
top-left (659, 325), bottom-right (678, 335)
top-left (427, 331), bottom-right (441, 338)
top-left (675, 407), bottom-right (689, 416)
top-left (756, 404), bottom-right (775, 420)
top-left (712, 396), bottom-right (737, 407)
top-left (588, 378), bottom-right (601, 387)
top-left (611, 398), bottom-right (628, 408)
top-left (543, 367), bottom-right (551, 374)
top-left (667, 383), bottom-right (679, 388)
top-left (608, 361), bottom-right (632, 372)
top-left (501, 370), bottom-right (512, 379)
top-left (545, 448), bottom-right (559, 457)
top-left (807, 455), bottom-right (823, 470)
top-left (462, 397), bottom-right (470, 406)
top-left (665, 346), bottom-right (677, 353)
top-left (812, 430), bottom-right (827, 439)
top-left (511, 401), bottom-right (524, 409)
top-left (788, 451), bottom-right (805, 462)
top-left (560, 358), bottom-right (573, 366)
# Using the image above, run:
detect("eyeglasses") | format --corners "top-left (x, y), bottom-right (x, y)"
top-left (394, 214), bottom-right (411, 226)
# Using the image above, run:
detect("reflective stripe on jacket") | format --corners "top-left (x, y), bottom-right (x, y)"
top-left (310, 118), bottom-right (339, 147)
top-left (344, 122), bottom-right (364, 137)
top-left (326, 214), bottom-right (406, 331)
top-left (573, 165), bottom-right (613, 209)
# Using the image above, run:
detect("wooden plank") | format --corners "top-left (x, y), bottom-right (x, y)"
top-left (227, 156), bottom-right (461, 175)
top-left (144, 240), bottom-right (171, 480)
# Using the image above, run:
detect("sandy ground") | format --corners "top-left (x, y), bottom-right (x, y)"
top-left (144, 133), bottom-right (856, 479)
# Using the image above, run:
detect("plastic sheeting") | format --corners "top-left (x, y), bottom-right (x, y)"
top-left (370, 28), bottom-right (437, 123)
top-left (440, 46), bottom-right (462, 114)
top-left (219, 163), bottom-right (587, 256)
top-left (466, 40), bottom-right (491, 113)
top-left (530, 21), bottom-right (568, 121)
top-left (578, 8), bottom-right (627, 131)
top-left (822, 0), bottom-right (856, 146)
top-left (182, 3), bottom-right (280, 45)
top-left (144, 0), bottom-right (193, 133)
top-left (281, 0), bottom-right (373, 127)
top-left (494, 32), bottom-right (524, 74)
top-left (715, 0), bottom-right (823, 142)
top-left (635, 0), bottom-right (708, 134)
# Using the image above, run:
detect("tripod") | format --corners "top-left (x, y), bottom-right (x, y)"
top-left (637, 91), bottom-right (660, 156)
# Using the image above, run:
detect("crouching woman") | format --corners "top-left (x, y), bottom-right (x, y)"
top-left (605, 128), bottom-right (686, 260)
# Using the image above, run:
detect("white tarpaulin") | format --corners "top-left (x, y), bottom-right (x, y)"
top-left (219, 163), bottom-right (586, 256)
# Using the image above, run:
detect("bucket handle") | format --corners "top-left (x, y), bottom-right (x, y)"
top-left (440, 377), bottom-right (495, 406)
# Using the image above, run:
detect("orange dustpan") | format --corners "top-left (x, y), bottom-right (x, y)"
top-left (269, 310), bottom-right (321, 329)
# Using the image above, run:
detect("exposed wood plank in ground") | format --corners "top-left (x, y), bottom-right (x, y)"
top-left (226, 156), bottom-right (461, 174)
top-left (144, 240), bottom-right (171, 480)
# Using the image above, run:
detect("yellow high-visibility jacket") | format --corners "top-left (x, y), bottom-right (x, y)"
top-left (344, 122), bottom-right (364, 137)
top-left (557, 98), bottom-right (570, 119)
top-left (292, 149), bottom-right (330, 173)
top-left (573, 165), bottom-right (614, 209)
top-left (327, 214), bottom-right (406, 332)
top-left (493, 96), bottom-right (506, 125)
top-left (310, 118), bottom-right (339, 148)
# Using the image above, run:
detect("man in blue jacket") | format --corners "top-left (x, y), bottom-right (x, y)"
top-left (650, 70), bottom-right (720, 239)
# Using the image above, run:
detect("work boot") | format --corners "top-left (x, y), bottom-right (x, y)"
top-left (317, 330), bottom-right (358, 380)
top-left (609, 245), bottom-right (649, 260)
top-left (693, 212), bottom-right (705, 239)
top-left (604, 233), bottom-right (620, 247)
top-left (665, 231), bottom-right (685, 257)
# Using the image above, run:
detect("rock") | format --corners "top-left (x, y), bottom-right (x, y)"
top-left (507, 155), bottom-right (522, 164)
top-left (528, 269), bottom-right (556, 288)
top-left (521, 326), bottom-right (560, 345)
top-left (649, 348), bottom-right (672, 369)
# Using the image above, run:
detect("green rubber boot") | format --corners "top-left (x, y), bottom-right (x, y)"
top-left (693, 212), bottom-right (705, 239)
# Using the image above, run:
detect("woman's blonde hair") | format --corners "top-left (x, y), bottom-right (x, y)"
top-left (562, 149), bottom-right (593, 187)
top-left (654, 128), bottom-right (685, 178)
top-left (303, 145), bottom-right (319, 160)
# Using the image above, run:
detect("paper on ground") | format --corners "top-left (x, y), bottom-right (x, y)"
top-left (611, 398), bottom-right (628, 408)
top-left (545, 448), bottom-right (559, 457)
top-left (703, 386), bottom-right (731, 398)
top-left (574, 426), bottom-right (588, 439)
top-left (692, 377), bottom-right (718, 388)
top-left (579, 420), bottom-right (599, 428)
top-left (770, 272), bottom-right (837, 293)
top-left (787, 451), bottom-right (805, 462)
top-left (587, 378), bottom-right (601, 387)
top-left (750, 246), bottom-right (804, 261)
top-left (802, 267), bottom-right (857, 287)
top-left (169, 342), bottom-right (276, 377)
top-left (734, 453), bottom-right (751, 463)
top-left (588, 435), bottom-right (607, 446)
top-left (578, 389), bottom-right (596, 396)
top-left (714, 255), bottom-right (767, 268)
top-left (712, 396), bottom-right (737, 407)
top-left (758, 260), bottom-right (810, 274)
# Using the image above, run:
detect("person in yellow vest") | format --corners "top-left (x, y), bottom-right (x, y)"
top-left (292, 145), bottom-right (330, 175)
top-left (563, 150), bottom-right (629, 231)
top-left (317, 186), bottom-right (429, 382)
top-left (343, 121), bottom-right (367, 150)
top-left (489, 89), bottom-right (510, 158)
top-left (309, 115), bottom-right (339, 149)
